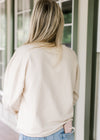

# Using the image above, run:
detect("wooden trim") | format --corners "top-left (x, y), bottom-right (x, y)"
top-left (4, 0), bottom-right (7, 69)
top-left (6, 0), bottom-right (14, 61)
top-left (71, 0), bottom-right (79, 128)
top-left (72, 0), bottom-right (78, 53)
top-left (85, 0), bottom-right (99, 139)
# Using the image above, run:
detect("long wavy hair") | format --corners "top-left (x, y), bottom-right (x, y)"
top-left (24, 0), bottom-right (64, 65)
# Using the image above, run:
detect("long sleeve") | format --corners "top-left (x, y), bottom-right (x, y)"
top-left (2, 48), bottom-right (29, 115)
top-left (73, 54), bottom-right (80, 106)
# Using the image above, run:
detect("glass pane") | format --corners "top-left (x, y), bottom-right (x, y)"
top-left (0, 64), bottom-right (2, 78)
top-left (0, 51), bottom-right (2, 62)
top-left (17, 12), bottom-right (31, 47)
top-left (0, 78), bottom-right (2, 89)
top-left (18, 0), bottom-right (23, 12)
top-left (0, 51), bottom-right (4, 63)
top-left (24, 0), bottom-right (32, 10)
top-left (0, 2), bottom-right (6, 49)
top-left (62, 26), bottom-right (71, 47)
top-left (17, 14), bottom-right (24, 47)
top-left (2, 50), bottom-right (5, 63)
top-left (62, 0), bottom-right (72, 24)
top-left (23, 12), bottom-right (31, 42)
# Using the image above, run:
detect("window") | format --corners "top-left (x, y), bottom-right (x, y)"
top-left (56, 0), bottom-right (72, 48)
top-left (0, 0), bottom-right (6, 92)
top-left (15, 0), bottom-right (73, 49)
top-left (14, 0), bottom-right (33, 50)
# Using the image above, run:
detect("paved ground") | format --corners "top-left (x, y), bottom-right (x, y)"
top-left (0, 120), bottom-right (19, 140)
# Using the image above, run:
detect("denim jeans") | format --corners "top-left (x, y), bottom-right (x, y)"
top-left (19, 127), bottom-right (75, 140)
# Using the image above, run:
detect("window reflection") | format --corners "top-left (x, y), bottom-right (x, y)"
top-left (16, 0), bottom-right (72, 48)
top-left (62, 1), bottom-right (72, 24)
top-left (18, 0), bottom-right (23, 12)
top-left (24, 0), bottom-right (31, 10)
top-left (17, 14), bottom-right (24, 47)
top-left (18, 0), bottom-right (32, 12)
top-left (62, 26), bottom-right (72, 47)
top-left (62, 0), bottom-right (72, 47)
top-left (17, 0), bottom-right (33, 47)
top-left (23, 12), bottom-right (31, 42)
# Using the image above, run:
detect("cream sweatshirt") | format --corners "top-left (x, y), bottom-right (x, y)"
top-left (2, 44), bottom-right (80, 137)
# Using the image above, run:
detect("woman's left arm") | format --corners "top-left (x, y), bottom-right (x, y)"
top-left (2, 48), bottom-right (29, 116)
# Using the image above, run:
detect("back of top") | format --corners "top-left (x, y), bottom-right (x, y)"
top-left (2, 44), bottom-right (80, 137)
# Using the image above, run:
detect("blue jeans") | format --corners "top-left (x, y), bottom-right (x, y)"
top-left (19, 127), bottom-right (75, 140)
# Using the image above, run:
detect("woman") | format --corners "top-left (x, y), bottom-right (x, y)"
top-left (2, 0), bottom-right (80, 140)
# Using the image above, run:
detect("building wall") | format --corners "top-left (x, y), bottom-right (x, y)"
top-left (95, 0), bottom-right (100, 140)
top-left (0, 0), bottom-right (99, 140)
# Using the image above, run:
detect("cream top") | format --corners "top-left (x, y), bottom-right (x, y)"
top-left (2, 44), bottom-right (80, 137)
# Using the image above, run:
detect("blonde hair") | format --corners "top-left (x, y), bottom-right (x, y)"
top-left (24, 0), bottom-right (64, 65)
